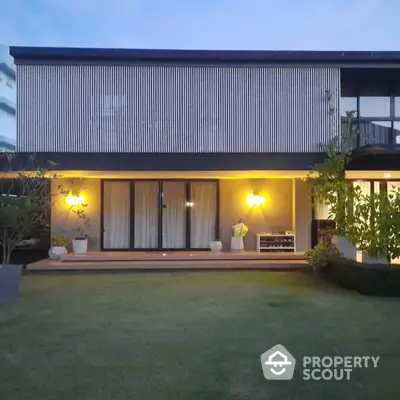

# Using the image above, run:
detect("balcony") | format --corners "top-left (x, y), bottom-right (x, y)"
top-left (351, 121), bottom-right (399, 147)
top-left (0, 97), bottom-right (16, 116)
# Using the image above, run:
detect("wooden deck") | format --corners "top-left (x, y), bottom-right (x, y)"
top-left (27, 251), bottom-right (307, 271)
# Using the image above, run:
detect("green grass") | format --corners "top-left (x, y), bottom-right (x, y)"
top-left (1, 271), bottom-right (400, 400)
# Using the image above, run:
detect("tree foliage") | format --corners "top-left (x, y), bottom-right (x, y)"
top-left (305, 111), bottom-right (357, 237)
top-left (0, 153), bottom-right (59, 265)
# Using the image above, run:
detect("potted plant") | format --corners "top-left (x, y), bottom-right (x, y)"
top-left (49, 235), bottom-right (68, 260)
top-left (210, 238), bottom-right (222, 252)
top-left (0, 153), bottom-right (58, 301)
top-left (58, 189), bottom-right (91, 255)
top-left (72, 228), bottom-right (88, 255)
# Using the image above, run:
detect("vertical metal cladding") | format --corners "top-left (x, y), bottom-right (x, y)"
top-left (16, 64), bottom-right (340, 153)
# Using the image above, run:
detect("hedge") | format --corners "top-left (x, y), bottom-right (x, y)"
top-left (322, 259), bottom-right (400, 296)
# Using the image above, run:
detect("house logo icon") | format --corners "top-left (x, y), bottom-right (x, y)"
top-left (260, 344), bottom-right (296, 380)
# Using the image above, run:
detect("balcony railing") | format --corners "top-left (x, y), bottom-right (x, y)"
top-left (344, 120), bottom-right (400, 150)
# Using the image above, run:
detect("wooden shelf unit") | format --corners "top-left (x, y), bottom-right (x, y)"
top-left (256, 233), bottom-right (296, 253)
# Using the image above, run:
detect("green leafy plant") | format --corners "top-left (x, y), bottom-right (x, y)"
top-left (305, 242), bottom-right (341, 271)
top-left (352, 185), bottom-right (400, 262)
top-left (58, 185), bottom-right (91, 240)
top-left (51, 236), bottom-right (68, 247)
top-left (0, 153), bottom-right (59, 265)
top-left (305, 111), bottom-right (358, 238)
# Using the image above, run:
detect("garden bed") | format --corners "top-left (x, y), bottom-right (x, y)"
top-left (322, 259), bottom-right (400, 296)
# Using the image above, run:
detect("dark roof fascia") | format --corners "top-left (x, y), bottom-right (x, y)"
top-left (2, 151), bottom-right (398, 172)
top-left (10, 47), bottom-right (400, 66)
top-left (1, 152), bottom-right (326, 172)
top-left (348, 151), bottom-right (400, 170)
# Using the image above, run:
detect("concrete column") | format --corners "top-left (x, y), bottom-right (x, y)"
top-left (292, 179), bottom-right (312, 252)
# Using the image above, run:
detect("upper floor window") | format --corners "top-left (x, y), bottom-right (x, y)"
top-left (359, 96), bottom-right (390, 118)
top-left (340, 97), bottom-right (357, 117)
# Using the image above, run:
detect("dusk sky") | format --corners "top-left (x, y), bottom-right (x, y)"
top-left (1, 0), bottom-right (399, 50)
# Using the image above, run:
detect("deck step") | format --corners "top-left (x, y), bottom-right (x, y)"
top-left (26, 259), bottom-right (308, 272)
top-left (59, 251), bottom-right (305, 263)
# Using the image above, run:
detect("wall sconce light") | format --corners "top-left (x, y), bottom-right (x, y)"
top-left (66, 195), bottom-right (85, 207)
top-left (186, 201), bottom-right (194, 207)
top-left (246, 192), bottom-right (265, 207)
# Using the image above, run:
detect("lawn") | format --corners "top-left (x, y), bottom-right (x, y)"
top-left (0, 271), bottom-right (399, 400)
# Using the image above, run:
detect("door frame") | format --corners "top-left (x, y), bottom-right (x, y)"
top-left (100, 178), bottom-right (220, 251)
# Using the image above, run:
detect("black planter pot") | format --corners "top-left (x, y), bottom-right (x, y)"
top-left (0, 265), bottom-right (22, 302)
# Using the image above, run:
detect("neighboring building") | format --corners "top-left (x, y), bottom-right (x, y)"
top-left (0, 45), bottom-right (16, 151)
top-left (8, 47), bottom-right (400, 252)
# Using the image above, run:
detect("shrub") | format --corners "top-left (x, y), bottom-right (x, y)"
top-left (305, 242), bottom-right (340, 271)
top-left (51, 236), bottom-right (68, 247)
top-left (323, 259), bottom-right (400, 296)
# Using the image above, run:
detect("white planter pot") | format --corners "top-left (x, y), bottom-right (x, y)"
top-left (230, 237), bottom-right (244, 252)
top-left (332, 235), bottom-right (356, 260)
top-left (210, 241), bottom-right (222, 252)
top-left (72, 239), bottom-right (88, 255)
top-left (48, 246), bottom-right (67, 260)
top-left (361, 250), bottom-right (389, 265)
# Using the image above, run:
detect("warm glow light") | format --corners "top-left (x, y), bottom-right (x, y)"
top-left (186, 201), bottom-right (194, 207)
top-left (66, 195), bottom-right (85, 206)
top-left (384, 173), bottom-right (392, 179)
top-left (246, 193), bottom-right (266, 207)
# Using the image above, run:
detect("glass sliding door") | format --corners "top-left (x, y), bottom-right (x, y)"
top-left (190, 182), bottom-right (217, 248)
top-left (162, 182), bottom-right (187, 248)
top-left (134, 181), bottom-right (159, 249)
top-left (102, 179), bottom-right (219, 251)
top-left (103, 181), bottom-right (131, 249)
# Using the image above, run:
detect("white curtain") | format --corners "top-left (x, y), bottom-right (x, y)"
top-left (388, 181), bottom-right (400, 194)
top-left (353, 181), bottom-right (371, 197)
top-left (314, 200), bottom-right (331, 219)
top-left (389, 182), bottom-right (400, 264)
top-left (134, 181), bottom-right (159, 248)
top-left (162, 182), bottom-right (186, 248)
top-left (103, 181), bottom-right (130, 249)
top-left (190, 182), bottom-right (217, 248)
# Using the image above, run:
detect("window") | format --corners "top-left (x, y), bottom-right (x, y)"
top-left (91, 94), bottom-right (125, 117)
top-left (359, 96), bottom-right (390, 118)
top-left (393, 122), bottom-right (400, 144)
top-left (340, 97), bottom-right (357, 117)
top-left (394, 97), bottom-right (400, 117)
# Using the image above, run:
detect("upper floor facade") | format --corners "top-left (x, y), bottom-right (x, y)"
top-left (10, 47), bottom-right (400, 154)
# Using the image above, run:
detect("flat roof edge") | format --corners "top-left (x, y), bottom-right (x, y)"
top-left (10, 47), bottom-right (400, 65)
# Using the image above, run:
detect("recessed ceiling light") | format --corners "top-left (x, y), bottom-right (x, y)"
top-left (384, 173), bottom-right (392, 179)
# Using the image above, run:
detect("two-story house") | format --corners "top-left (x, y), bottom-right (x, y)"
top-left (8, 47), bottom-right (400, 252)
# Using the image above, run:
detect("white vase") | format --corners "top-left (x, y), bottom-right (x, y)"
top-left (48, 246), bottom-right (67, 260)
top-left (332, 235), bottom-right (356, 260)
top-left (72, 238), bottom-right (88, 255)
top-left (210, 241), bottom-right (222, 252)
top-left (230, 237), bottom-right (244, 252)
